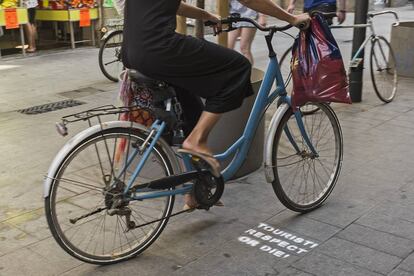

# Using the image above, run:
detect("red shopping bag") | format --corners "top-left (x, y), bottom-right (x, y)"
top-left (291, 14), bottom-right (351, 109)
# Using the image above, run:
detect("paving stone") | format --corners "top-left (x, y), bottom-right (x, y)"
top-left (60, 245), bottom-right (187, 276)
top-left (4, 208), bottom-right (51, 241)
top-left (315, 237), bottom-right (401, 274)
top-left (357, 212), bottom-right (414, 241)
top-left (305, 196), bottom-right (375, 228)
top-left (0, 247), bottom-right (57, 276)
top-left (155, 211), bottom-right (252, 264)
top-left (0, 222), bottom-right (39, 256)
top-left (399, 253), bottom-right (414, 273)
top-left (292, 252), bottom-right (382, 276)
top-left (27, 237), bottom-right (84, 273)
top-left (172, 238), bottom-right (299, 276)
top-left (265, 210), bottom-right (341, 242)
top-left (389, 269), bottom-right (414, 276)
top-left (277, 267), bottom-right (314, 276)
top-left (337, 224), bottom-right (414, 258)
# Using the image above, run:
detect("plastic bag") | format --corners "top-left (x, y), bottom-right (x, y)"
top-left (291, 14), bottom-right (351, 109)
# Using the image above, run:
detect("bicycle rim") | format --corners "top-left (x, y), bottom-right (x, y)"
top-left (272, 103), bottom-right (343, 212)
top-left (370, 36), bottom-right (398, 103)
top-left (45, 128), bottom-right (174, 264)
top-left (99, 30), bottom-right (123, 82)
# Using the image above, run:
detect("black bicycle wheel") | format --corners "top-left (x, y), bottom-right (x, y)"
top-left (99, 30), bottom-right (124, 82)
top-left (272, 103), bottom-right (343, 213)
top-left (279, 46), bottom-right (321, 115)
top-left (370, 35), bottom-right (398, 103)
top-left (45, 127), bottom-right (175, 264)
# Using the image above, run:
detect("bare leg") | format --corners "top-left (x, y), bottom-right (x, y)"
top-left (24, 23), bottom-right (36, 52)
top-left (227, 28), bottom-right (241, 50)
top-left (182, 111), bottom-right (221, 156)
top-left (182, 111), bottom-right (221, 208)
top-left (239, 27), bottom-right (257, 65)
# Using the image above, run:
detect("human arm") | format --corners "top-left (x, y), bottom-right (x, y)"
top-left (177, 1), bottom-right (219, 23)
top-left (337, 0), bottom-right (346, 24)
top-left (237, 0), bottom-right (310, 28)
top-left (287, 0), bottom-right (297, 14)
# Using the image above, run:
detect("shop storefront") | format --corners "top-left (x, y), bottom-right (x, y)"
top-left (0, 0), bottom-right (112, 56)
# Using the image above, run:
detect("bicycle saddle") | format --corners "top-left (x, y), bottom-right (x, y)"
top-left (128, 69), bottom-right (162, 86)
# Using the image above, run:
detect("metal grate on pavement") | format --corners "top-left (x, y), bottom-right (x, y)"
top-left (18, 99), bottom-right (85, 115)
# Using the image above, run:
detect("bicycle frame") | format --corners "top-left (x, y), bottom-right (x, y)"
top-left (330, 10), bottom-right (399, 68)
top-left (121, 39), bottom-right (319, 201)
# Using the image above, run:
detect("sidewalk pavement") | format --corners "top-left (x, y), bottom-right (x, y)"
top-left (1, 5), bottom-right (414, 276)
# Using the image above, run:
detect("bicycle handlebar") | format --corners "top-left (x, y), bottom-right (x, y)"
top-left (368, 10), bottom-right (399, 25)
top-left (204, 14), bottom-right (301, 35)
top-left (310, 10), bottom-right (400, 26)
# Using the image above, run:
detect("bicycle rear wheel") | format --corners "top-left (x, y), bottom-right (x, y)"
top-left (45, 127), bottom-right (175, 264)
top-left (271, 103), bottom-right (343, 212)
top-left (370, 35), bottom-right (398, 103)
top-left (99, 30), bottom-right (124, 82)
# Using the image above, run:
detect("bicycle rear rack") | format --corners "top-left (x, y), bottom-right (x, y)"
top-left (55, 105), bottom-right (153, 136)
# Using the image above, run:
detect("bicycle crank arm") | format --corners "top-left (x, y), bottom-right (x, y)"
top-left (131, 169), bottom-right (210, 192)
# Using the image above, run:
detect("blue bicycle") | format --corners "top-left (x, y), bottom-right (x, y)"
top-left (44, 16), bottom-right (343, 264)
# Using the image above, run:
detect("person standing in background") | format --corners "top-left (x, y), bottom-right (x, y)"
top-left (22, 0), bottom-right (38, 52)
top-left (227, 0), bottom-right (267, 65)
top-left (287, 0), bottom-right (346, 24)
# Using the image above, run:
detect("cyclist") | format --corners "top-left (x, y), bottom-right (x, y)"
top-left (287, 0), bottom-right (347, 24)
top-left (122, 0), bottom-right (310, 209)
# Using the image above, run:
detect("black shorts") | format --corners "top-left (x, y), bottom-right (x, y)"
top-left (304, 3), bottom-right (336, 25)
top-left (28, 8), bottom-right (36, 24)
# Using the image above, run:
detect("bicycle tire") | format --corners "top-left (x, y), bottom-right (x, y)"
top-left (45, 127), bottom-right (175, 265)
top-left (370, 35), bottom-right (398, 103)
top-left (271, 103), bottom-right (343, 213)
top-left (99, 30), bottom-right (124, 82)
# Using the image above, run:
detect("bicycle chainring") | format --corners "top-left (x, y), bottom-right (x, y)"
top-left (194, 173), bottom-right (224, 209)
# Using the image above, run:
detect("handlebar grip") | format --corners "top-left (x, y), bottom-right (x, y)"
top-left (204, 21), bottom-right (216, 27)
top-left (298, 22), bottom-right (306, 30)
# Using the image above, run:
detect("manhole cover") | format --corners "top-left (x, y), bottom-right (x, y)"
top-left (18, 99), bottom-right (85, 115)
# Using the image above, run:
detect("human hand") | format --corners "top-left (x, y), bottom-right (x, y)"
top-left (292, 13), bottom-right (311, 29)
top-left (203, 11), bottom-right (222, 34)
top-left (258, 14), bottom-right (267, 27)
top-left (337, 10), bottom-right (346, 24)
top-left (287, 4), bottom-right (295, 14)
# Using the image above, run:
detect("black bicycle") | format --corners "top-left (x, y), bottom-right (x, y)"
top-left (99, 29), bottom-right (124, 82)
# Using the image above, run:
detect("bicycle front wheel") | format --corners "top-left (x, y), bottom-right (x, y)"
top-left (370, 35), bottom-right (398, 103)
top-left (271, 103), bottom-right (343, 213)
top-left (99, 30), bottom-right (124, 82)
top-left (45, 127), bottom-right (175, 264)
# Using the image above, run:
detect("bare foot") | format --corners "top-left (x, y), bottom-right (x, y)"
top-left (183, 193), bottom-right (198, 210)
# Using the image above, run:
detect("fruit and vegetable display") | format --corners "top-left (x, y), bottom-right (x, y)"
top-left (38, 0), bottom-right (98, 9)
top-left (0, 0), bottom-right (19, 8)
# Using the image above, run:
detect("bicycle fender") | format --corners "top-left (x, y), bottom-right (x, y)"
top-left (264, 103), bottom-right (290, 183)
top-left (43, 121), bottom-right (181, 198)
top-left (101, 29), bottom-right (121, 41)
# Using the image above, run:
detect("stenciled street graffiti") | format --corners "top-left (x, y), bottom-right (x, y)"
top-left (237, 222), bottom-right (319, 259)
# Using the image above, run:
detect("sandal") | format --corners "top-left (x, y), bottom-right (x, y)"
top-left (177, 148), bottom-right (221, 178)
